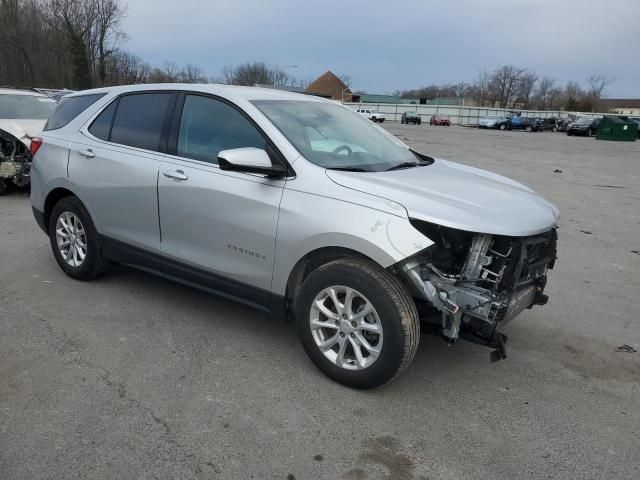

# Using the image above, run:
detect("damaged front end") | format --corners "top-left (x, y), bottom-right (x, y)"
top-left (398, 219), bottom-right (557, 361)
top-left (0, 129), bottom-right (32, 194)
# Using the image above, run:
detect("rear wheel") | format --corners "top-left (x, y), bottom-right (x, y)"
top-left (48, 196), bottom-right (109, 280)
top-left (0, 180), bottom-right (6, 196)
top-left (526, 125), bottom-right (533, 132)
top-left (295, 258), bottom-right (420, 389)
top-left (586, 128), bottom-right (593, 137)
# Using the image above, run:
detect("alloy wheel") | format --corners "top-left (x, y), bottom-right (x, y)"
top-left (309, 285), bottom-right (383, 370)
top-left (55, 211), bottom-right (87, 267)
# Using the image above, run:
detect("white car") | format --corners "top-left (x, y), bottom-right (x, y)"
top-left (356, 108), bottom-right (386, 123)
top-left (0, 88), bottom-right (57, 194)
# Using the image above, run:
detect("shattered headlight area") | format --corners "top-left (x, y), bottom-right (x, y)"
top-left (0, 130), bottom-right (31, 193)
top-left (398, 219), bottom-right (557, 361)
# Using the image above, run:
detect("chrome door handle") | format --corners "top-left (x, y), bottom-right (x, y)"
top-left (162, 169), bottom-right (188, 181)
top-left (78, 148), bottom-right (95, 158)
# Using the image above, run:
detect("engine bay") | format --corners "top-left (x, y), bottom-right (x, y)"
top-left (399, 219), bottom-right (557, 360)
top-left (0, 129), bottom-right (31, 194)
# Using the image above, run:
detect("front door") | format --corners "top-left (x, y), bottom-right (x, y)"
top-left (157, 94), bottom-right (285, 306)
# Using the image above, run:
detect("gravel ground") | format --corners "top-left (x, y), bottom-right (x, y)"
top-left (1, 124), bottom-right (639, 479)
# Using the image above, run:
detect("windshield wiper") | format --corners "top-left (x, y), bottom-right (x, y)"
top-left (326, 166), bottom-right (371, 172)
top-left (385, 161), bottom-right (424, 171)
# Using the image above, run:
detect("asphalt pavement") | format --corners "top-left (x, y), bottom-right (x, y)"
top-left (1, 124), bottom-right (638, 479)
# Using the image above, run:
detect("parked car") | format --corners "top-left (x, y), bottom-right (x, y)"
top-left (430, 115), bottom-right (450, 126)
top-left (356, 108), bottom-right (385, 123)
top-left (557, 117), bottom-right (574, 132)
top-left (0, 87), bottom-right (57, 195)
top-left (506, 116), bottom-right (540, 132)
top-left (567, 117), bottom-right (601, 136)
top-left (401, 111), bottom-right (421, 125)
top-left (31, 84), bottom-right (559, 388)
top-left (478, 116), bottom-right (508, 129)
top-left (534, 117), bottom-right (559, 132)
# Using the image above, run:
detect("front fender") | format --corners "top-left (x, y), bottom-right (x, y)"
top-left (271, 189), bottom-right (433, 295)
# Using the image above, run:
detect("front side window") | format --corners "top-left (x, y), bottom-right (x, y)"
top-left (177, 95), bottom-right (266, 164)
top-left (253, 100), bottom-right (420, 172)
top-left (44, 93), bottom-right (104, 130)
top-left (110, 93), bottom-right (173, 151)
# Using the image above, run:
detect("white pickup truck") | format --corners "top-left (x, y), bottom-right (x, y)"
top-left (356, 108), bottom-right (386, 123)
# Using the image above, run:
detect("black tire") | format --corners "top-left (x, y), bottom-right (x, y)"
top-left (526, 125), bottom-right (532, 132)
top-left (378, 119), bottom-right (385, 123)
top-left (499, 124), bottom-right (506, 130)
top-left (48, 196), bottom-right (109, 280)
top-left (371, 117), bottom-right (377, 122)
top-left (552, 126), bottom-right (558, 132)
top-left (0, 180), bottom-right (6, 196)
top-left (567, 131), bottom-right (572, 136)
top-left (417, 120), bottom-right (421, 125)
top-left (586, 128), bottom-right (592, 137)
top-left (295, 258), bottom-right (420, 389)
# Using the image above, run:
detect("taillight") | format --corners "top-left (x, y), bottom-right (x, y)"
top-left (30, 137), bottom-right (43, 158)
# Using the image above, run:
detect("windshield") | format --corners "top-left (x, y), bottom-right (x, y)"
top-left (253, 100), bottom-right (421, 171)
top-left (0, 94), bottom-right (56, 119)
top-left (575, 117), bottom-right (592, 125)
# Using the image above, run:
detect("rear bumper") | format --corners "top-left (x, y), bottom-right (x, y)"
top-left (32, 207), bottom-right (47, 235)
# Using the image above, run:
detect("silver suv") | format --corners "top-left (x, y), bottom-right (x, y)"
top-left (30, 84), bottom-right (559, 388)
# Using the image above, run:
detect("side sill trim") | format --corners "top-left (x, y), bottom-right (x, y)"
top-left (100, 235), bottom-right (284, 315)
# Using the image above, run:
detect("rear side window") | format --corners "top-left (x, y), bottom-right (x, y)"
top-left (110, 93), bottom-right (173, 151)
top-left (176, 94), bottom-right (266, 164)
top-left (88, 100), bottom-right (117, 140)
top-left (44, 93), bottom-right (106, 130)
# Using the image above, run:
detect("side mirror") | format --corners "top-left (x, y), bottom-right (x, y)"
top-left (217, 147), bottom-right (286, 177)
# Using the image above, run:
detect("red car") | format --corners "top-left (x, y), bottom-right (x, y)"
top-left (430, 115), bottom-right (451, 126)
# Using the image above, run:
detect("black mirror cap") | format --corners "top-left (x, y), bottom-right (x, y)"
top-left (217, 157), bottom-right (288, 177)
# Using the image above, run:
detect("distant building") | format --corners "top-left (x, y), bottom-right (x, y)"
top-left (596, 99), bottom-right (640, 116)
top-left (305, 71), bottom-right (353, 101)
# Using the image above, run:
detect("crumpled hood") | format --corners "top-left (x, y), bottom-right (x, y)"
top-left (0, 119), bottom-right (47, 148)
top-left (326, 158), bottom-right (559, 237)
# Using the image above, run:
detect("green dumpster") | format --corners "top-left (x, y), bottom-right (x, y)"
top-left (596, 115), bottom-right (637, 141)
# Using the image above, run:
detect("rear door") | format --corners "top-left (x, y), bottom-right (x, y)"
top-left (157, 93), bottom-right (285, 301)
top-left (69, 92), bottom-right (176, 251)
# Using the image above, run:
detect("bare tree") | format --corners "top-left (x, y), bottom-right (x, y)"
top-left (339, 74), bottom-right (352, 88)
top-left (89, 0), bottom-right (126, 86)
top-left (517, 70), bottom-right (538, 109)
top-left (489, 65), bottom-right (525, 108)
top-left (586, 73), bottom-right (613, 100)
top-left (533, 76), bottom-right (556, 109)
top-left (178, 63), bottom-right (207, 83)
top-left (47, 0), bottom-right (100, 89)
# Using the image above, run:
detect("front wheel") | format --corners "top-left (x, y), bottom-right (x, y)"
top-left (586, 128), bottom-right (593, 137)
top-left (295, 258), bottom-right (420, 389)
top-left (378, 119), bottom-right (385, 123)
top-left (499, 124), bottom-right (506, 130)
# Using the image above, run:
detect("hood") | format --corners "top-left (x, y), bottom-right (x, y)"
top-left (0, 119), bottom-right (47, 148)
top-left (326, 158), bottom-right (559, 237)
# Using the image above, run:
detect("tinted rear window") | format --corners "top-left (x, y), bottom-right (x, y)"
top-left (88, 100), bottom-right (117, 141)
top-left (43, 93), bottom-right (106, 130)
top-left (110, 93), bottom-right (173, 151)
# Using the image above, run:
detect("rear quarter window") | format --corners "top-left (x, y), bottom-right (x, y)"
top-left (43, 93), bottom-right (106, 130)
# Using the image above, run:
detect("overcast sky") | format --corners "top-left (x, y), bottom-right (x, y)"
top-left (122, 0), bottom-right (639, 97)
